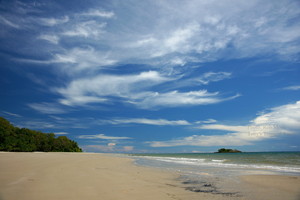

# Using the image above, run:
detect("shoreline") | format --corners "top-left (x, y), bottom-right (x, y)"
top-left (0, 152), bottom-right (299, 200)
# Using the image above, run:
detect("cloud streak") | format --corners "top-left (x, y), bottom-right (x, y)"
top-left (99, 118), bottom-right (191, 126)
top-left (78, 134), bottom-right (132, 140)
top-left (80, 9), bottom-right (115, 18)
top-left (148, 100), bottom-right (300, 147)
top-left (55, 70), bottom-right (238, 109)
top-left (56, 71), bottom-right (172, 106)
top-left (28, 102), bottom-right (68, 114)
top-left (35, 16), bottom-right (69, 26)
top-left (281, 85), bottom-right (300, 91)
top-left (132, 90), bottom-right (240, 109)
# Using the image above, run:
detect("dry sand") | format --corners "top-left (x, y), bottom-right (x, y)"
top-left (0, 152), bottom-right (299, 200)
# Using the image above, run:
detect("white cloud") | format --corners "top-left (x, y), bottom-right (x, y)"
top-left (0, 16), bottom-right (20, 28)
top-left (56, 71), bottom-right (172, 106)
top-left (36, 16), bottom-right (69, 26)
top-left (5, 0), bottom-right (299, 115)
top-left (132, 90), bottom-right (240, 109)
top-left (197, 72), bottom-right (232, 85)
top-left (148, 100), bottom-right (300, 147)
top-left (149, 134), bottom-right (253, 147)
top-left (152, 23), bottom-right (200, 57)
top-left (168, 71), bottom-right (232, 89)
top-left (59, 97), bottom-right (107, 107)
top-left (54, 132), bottom-right (69, 135)
top-left (5, 0), bottom-right (300, 70)
top-left (55, 70), bottom-right (238, 108)
top-left (195, 119), bottom-right (217, 124)
top-left (81, 9), bottom-right (115, 18)
top-left (28, 102), bottom-right (67, 114)
top-left (142, 1), bottom-right (298, 62)
top-left (51, 47), bottom-right (117, 72)
top-left (251, 101), bottom-right (300, 130)
top-left (281, 85), bottom-right (300, 91)
top-left (16, 121), bottom-right (56, 129)
top-left (200, 124), bottom-right (249, 132)
top-left (38, 34), bottom-right (59, 44)
top-left (78, 134), bottom-right (131, 140)
top-left (1, 111), bottom-right (22, 118)
top-left (99, 118), bottom-right (191, 126)
top-left (131, 37), bottom-right (157, 48)
top-left (62, 21), bottom-right (106, 38)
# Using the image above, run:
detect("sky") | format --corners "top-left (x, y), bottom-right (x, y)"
top-left (0, 0), bottom-right (300, 153)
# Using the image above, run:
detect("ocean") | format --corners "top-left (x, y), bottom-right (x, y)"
top-left (129, 152), bottom-right (300, 177)
top-left (127, 152), bottom-right (300, 196)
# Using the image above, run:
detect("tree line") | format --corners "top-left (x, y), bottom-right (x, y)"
top-left (0, 117), bottom-right (82, 152)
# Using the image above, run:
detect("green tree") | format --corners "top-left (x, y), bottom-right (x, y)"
top-left (0, 117), bottom-right (82, 152)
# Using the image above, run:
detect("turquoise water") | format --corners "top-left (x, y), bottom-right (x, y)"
top-left (130, 152), bottom-right (300, 176)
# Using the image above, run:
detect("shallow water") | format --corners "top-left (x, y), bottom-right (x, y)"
top-left (128, 152), bottom-right (300, 198)
top-left (130, 152), bottom-right (300, 177)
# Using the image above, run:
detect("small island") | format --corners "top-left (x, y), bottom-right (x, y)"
top-left (215, 148), bottom-right (242, 153)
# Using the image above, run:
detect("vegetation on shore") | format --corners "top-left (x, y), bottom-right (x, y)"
top-left (216, 148), bottom-right (242, 153)
top-left (0, 117), bottom-right (82, 152)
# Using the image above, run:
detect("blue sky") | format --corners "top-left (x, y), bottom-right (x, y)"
top-left (1, 0), bottom-right (300, 153)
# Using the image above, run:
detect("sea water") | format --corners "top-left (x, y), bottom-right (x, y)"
top-left (127, 152), bottom-right (300, 197)
top-left (127, 152), bottom-right (300, 196)
top-left (130, 152), bottom-right (300, 176)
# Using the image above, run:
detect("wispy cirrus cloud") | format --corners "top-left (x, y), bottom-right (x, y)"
top-left (62, 21), bottom-right (106, 38)
top-left (281, 85), bottom-right (300, 91)
top-left (78, 134), bottom-right (131, 140)
top-left (16, 120), bottom-right (56, 130)
top-left (98, 118), bottom-right (191, 126)
top-left (28, 102), bottom-right (68, 114)
top-left (132, 90), bottom-right (240, 109)
top-left (0, 15), bottom-right (20, 28)
top-left (4, 0), bottom-right (300, 65)
top-left (55, 70), bottom-right (238, 109)
top-left (169, 72), bottom-right (232, 89)
top-left (54, 132), bottom-right (69, 135)
top-left (4, 0), bottom-right (299, 74)
top-left (56, 71), bottom-right (172, 106)
top-left (1, 111), bottom-right (22, 118)
top-left (38, 34), bottom-right (59, 44)
top-left (80, 9), bottom-right (115, 18)
top-left (148, 100), bottom-right (300, 147)
top-left (51, 47), bottom-right (117, 73)
top-left (35, 16), bottom-right (69, 26)
top-left (195, 119), bottom-right (217, 124)
top-left (197, 72), bottom-right (232, 85)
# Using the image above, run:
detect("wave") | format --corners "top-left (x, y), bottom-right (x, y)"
top-left (136, 156), bottom-right (300, 173)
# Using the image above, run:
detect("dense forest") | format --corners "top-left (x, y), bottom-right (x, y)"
top-left (0, 117), bottom-right (82, 152)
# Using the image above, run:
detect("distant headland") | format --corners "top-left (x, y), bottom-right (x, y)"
top-left (215, 148), bottom-right (242, 153)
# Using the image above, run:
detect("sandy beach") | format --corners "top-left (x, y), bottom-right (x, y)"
top-left (0, 152), bottom-right (299, 200)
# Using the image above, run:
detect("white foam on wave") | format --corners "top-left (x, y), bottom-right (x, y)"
top-left (212, 159), bottom-right (226, 162)
top-left (140, 156), bottom-right (300, 173)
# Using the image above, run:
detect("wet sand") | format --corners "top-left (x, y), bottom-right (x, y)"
top-left (240, 175), bottom-right (300, 200)
top-left (0, 152), bottom-right (299, 200)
